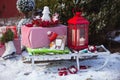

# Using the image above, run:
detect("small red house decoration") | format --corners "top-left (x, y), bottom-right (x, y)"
top-left (67, 12), bottom-right (89, 51)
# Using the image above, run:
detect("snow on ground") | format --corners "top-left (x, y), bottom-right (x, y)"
top-left (0, 52), bottom-right (120, 80)
top-left (114, 35), bottom-right (120, 42)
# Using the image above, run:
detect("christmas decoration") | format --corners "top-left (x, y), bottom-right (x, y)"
top-left (52, 13), bottom-right (59, 23)
top-left (21, 24), bottom-right (67, 48)
top-left (47, 31), bottom-right (58, 42)
top-left (0, 29), bottom-right (14, 44)
top-left (58, 65), bottom-right (78, 76)
top-left (7, 26), bottom-right (18, 39)
top-left (25, 22), bottom-right (34, 27)
top-left (24, 6), bottom-right (59, 27)
top-left (0, 29), bottom-right (16, 59)
top-left (41, 6), bottom-right (51, 22)
top-left (16, 0), bottom-right (35, 14)
top-left (0, 26), bottom-right (18, 48)
top-left (49, 35), bottom-right (66, 50)
top-left (80, 65), bottom-right (88, 69)
top-left (31, 16), bottom-right (59, 27)
top-left (58, 68), bottom-right (68, 76)
top-left (68, 65), bottom-right (78, 74)
top-left (67, 12), bottom-right (89, 51)
top-left (1, 41), bottom-right (16, 59)
top-left (88, 45), bottom-right (96, 53)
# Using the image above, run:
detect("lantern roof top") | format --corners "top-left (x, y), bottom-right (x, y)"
top-left (68, 12), bottom-right (89, 24)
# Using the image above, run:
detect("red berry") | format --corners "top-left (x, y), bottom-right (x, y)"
top-left (80, 66), bottom-right (87, 69)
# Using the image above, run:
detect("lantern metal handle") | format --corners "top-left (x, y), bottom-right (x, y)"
top-left (72, 7), bottom-right (82, 15)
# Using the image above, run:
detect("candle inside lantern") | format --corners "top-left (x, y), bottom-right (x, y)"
top-left (79, 37), bottom-right (85, 46)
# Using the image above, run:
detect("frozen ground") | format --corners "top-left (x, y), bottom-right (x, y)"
top-left (0, 51), bottom-right (120, 80)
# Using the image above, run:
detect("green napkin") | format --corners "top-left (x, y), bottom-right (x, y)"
top-left (27, 47), bottom-right (70, 55)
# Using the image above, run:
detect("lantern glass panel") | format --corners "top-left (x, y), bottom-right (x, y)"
top-left (68, 24), bottom-right (75, 46)
top-left (79, 28), bottom-right (85, 46)
top-left (71, 26), bottom-right (75, 46)
top-left (76, 24), bottom-right (86, 46)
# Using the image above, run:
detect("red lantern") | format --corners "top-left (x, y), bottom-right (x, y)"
top-left (67, 12), bottom-right (89, 51)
